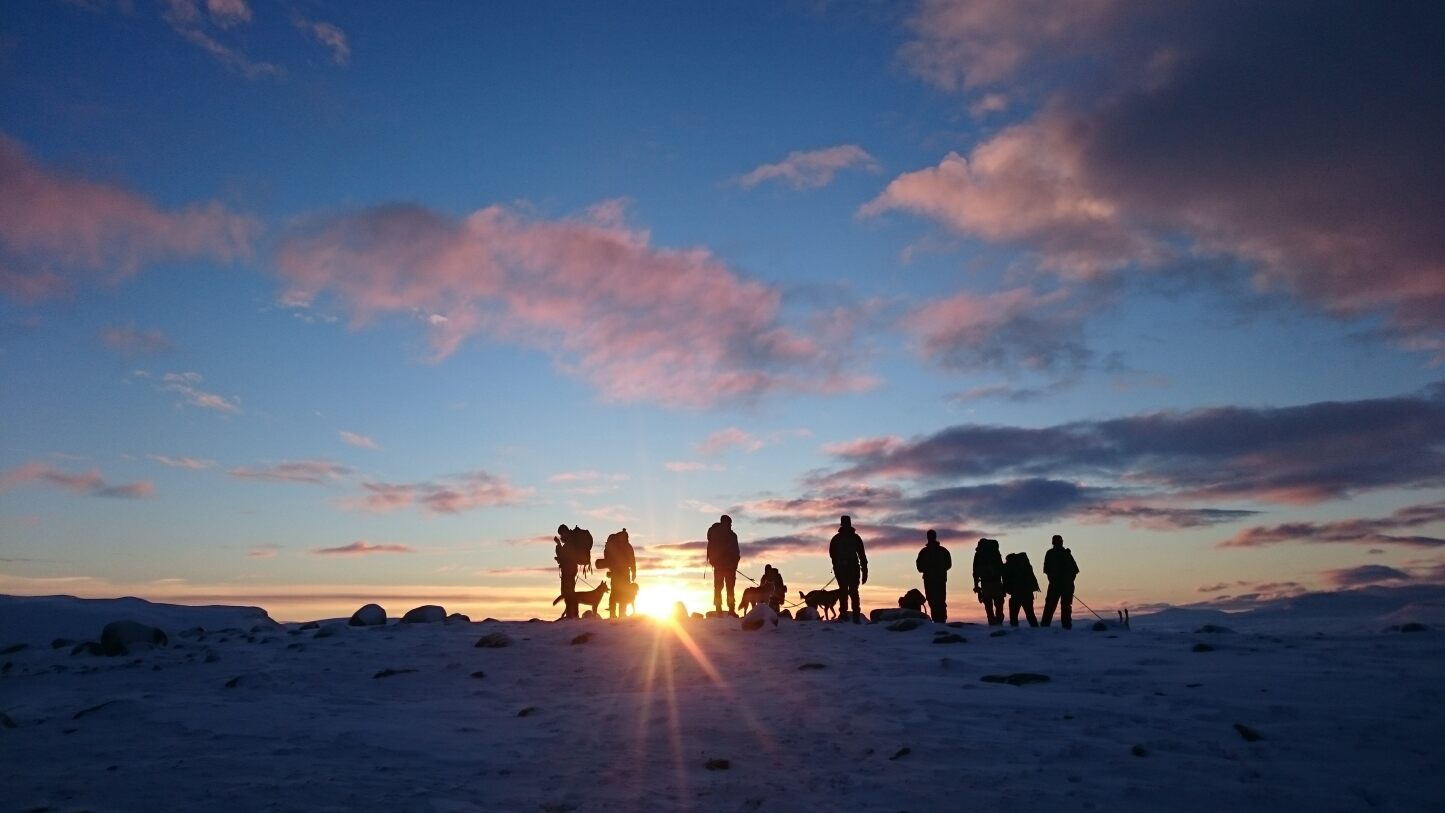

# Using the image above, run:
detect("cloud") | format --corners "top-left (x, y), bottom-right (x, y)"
top-left (0, 461), bottom-right (153, 499)
top-left (548, 470), bottom-right (628, 495)
top-left (228, 459), bottom-right (351, 485)
top-left (247, 543), bottom-right (281, 559)
top-left (1219, 501), bottom-right (1445, 549)
top-left (1320, 564), bottom-right (1413, 589)
top-left (888, 2), bottom-right (1445, 358)
top-left (736, 145), bottom-right (879, 189)
top-left (161, 0), bottom-right (283, 78)
top-left (293, 16), bottom-right (351, 65)
top-left (905, 286), bottom-right (1095, 372)
top-left (148, 454), bottom-right (215, 470)
top-left (948, 378), bottom-right (1078, 404)
top-left (343, 470), bottom-right (531, 515)
top-left (204, 0), bottom-right (252, 28)
top-left (157, 371), bottom-right (241, 413)
top-left (100, 326), bottom-right (172, 356)
top-left (275, 202), bottom-right (870, 408)
top-left (697, 427), bottom-right (765, 456)
top-left (664, 461), bottom-right (725, 473)
top-left (0, 134), bottom-right (257, 301)
top-left (820, 384), bottom-right (1445, 506)
top-left (338, 430), bottom-right (379, 450)
top-left (311, 541), bottom-right (415, 556)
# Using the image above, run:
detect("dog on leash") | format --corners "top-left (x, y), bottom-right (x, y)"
top-left (611, 581), bottom-right (639, 617)
top-left (739, 584), bottom-right (777, 614)
top-left (798, 588), bottom-right (844, 620)
top-left (554, 582), bottom-right (609, 618)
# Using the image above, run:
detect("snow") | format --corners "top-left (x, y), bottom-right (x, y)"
top-left (1, 593), bottom-right (1443, 811)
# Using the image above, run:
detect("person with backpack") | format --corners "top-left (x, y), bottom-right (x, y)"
top-left (554, 524), bottom-right (594, 619)
top-left (706, 514), bottom-right (741, 615)
top-left (915, 529), bottom-right (951, 623)
top-left (601, 528), bottom-right (636, 618)
top-left (1041, 534), bottom-right (1080, 629)
top-left (972, 538), bottom-right (1005, 625)
top-left (1003, 551), bottom-right (1041, 627)
top-left (829, 515), bottom-right (868, 623)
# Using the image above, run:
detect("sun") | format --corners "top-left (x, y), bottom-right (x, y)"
top-left (633, 580), bottom-right (695, 620)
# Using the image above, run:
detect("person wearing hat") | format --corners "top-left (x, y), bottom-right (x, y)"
top-left (706, 514), bottom-right (741, 615)
top-left (915, 529), bottom-right (952, 622)
top-left (828, 515), bottom-right (868, 623)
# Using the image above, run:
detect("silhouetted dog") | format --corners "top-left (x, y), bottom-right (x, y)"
top-left (898, 588), bottom-right (927, 613)
top-left (611, 581), bottom-right (638, 617)
top-left (554, 583), bottom-right (609, 618)
top-left (799, 588), bottom-right (843, 620)
top-left (739, 584), bottom-right (776, 614)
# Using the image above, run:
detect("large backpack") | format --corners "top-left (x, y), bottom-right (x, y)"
top-left (562, 526), bottom-right (594, 576)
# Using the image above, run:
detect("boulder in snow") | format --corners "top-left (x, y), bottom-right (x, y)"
top-left (401, 605), bottom-right (446, 624)
top-left (741, 604), bottom-right (779, 631)
top-left (445, 613), bottom-right (471, 625)
top-left (475, 632), bottom-right (513, 648)
top-left (99, 620), bottom-right (168, 656)
top-left (349, 604), bottom-right (387, 627)
top-left (795, 606), bottom-right (820, 622)
top-left (871, 608), bottom-right (929, 623)
top-left (887, 618), bottom-right (925, 632)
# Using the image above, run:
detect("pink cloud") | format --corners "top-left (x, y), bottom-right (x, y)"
top-left (161, 1), bottom-right (283, 78)
top-left (0, 134), bottom-right (257, 301)
top-left (100, 325), bottom-right (172, 356)
top-left (0, 461), bottom-right (153, 499)
top-left (664, 461), bottom-right (725, 473)
top-left (311, 540), bottom-right (415, 556)
top-left (338, 430), bottom-right (379, 450)
top-left (343, 470), bottom-right (532, 515)
top-left (275, 202), bottom-right (870, 408)
top-left (696, 427), bottom-right (764, 457)
top-left (148, 454), bottom-right (216, 470)
top-left (736, 145), bottom-right (878, 189)
top-left (228, 459), bottom-right (351, 485)
top-left (293, 16), bottom-right (351, 66)
top-left (157, 371), bottom-right (240, 413)
top-left (247, 544), bottom-right (281, 559)
top-left (905, 285), bottom-right (1093, 371)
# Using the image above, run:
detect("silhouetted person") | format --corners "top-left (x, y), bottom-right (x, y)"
top-left (1041, 534), bottom-right (1079, 629)
top-left (829, 515), bottom-right (868, 623)
top-left (759, 564), bottom-right (786, 612)
top-left (915, 529), bottom-right (951, 623)
top-left (972, 538), bottom-right (1005, 625)
top-left (706, 514), bottom-right (740, 615)
top-left (1003, 551), bottom-right (1040, 627)
top-left (602, 528), bottom-right (636, 618)
top-left (555, 524), bottom-right (593, 619)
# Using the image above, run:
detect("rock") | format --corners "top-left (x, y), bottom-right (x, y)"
top-left (517, 706), bottom-right (538, 717)
top-left (71, 642), bottom-right (103, 657)
top-left (705, 610), bottom-right (736, 619)
top-left (933, 633), bottom-right (966, 644)
top-left (741, 604), bottom-right (779, 631)
top-left (779, 609), bottom-right (792, 620)
top-left (870, 608), bottom-right (929, 623)
top-left (981, 673), bottom-right (1051, 686)
top-left (0, 712), bottom-right (14, 729)
top-left (470, 670), bottom-right (486, 679)
top-left (0, 643), bottom-right (27, 655)
top-left (73, 700), bottom-right (120, 720)
top-left (988, 629), bottom-right (1008, 637)
top-left (1398, 622), bottom-right (1429, 633)
top-left (582, 610), bottom-right (599, 620)
top-left (690, 612), bottom-right (704, 620)
top-left (797, 663), bottom-right (827, 671)
top-left (401, 605), bottom-right (446, 624)
top-left (1195, 624), bottom-right (1234, 634)
top-left (348, 603), bottom-right (387, 627)
top-left (1131, 744), bottom-right (1148, 757)
top-left (571, 632), bottom-right (594, 645)
top-left (1091, 621), bottom-right (1109, 631)
top-left (51, 638), bottom-right (76, 649)
top-left (475, 632), bottom-right (513, 648)
top-left (177, 626), bottom-right (207, 639)
top-left (888, 747), bottom-right (911, 761)
top-left (445, 613), bottom-right (471, 625)
top-left (1192, 642), bottom-right (1215, 652)
top-left (704, 758), bottom-right (730, 771)
top-left (313, 622), bottom-right (347, 639)
top-left (99, 621), bottom-right (168, 656)
top-left (373, 668), bottom-right (417, 679)
top-left (946, 621), bottom-right (967, 628)
top-left (299, 621), bottom-right (319, 630)
top-left (1233, 722), bottom-right (1264, 742)
top-left (886, 618), bottom-right (925, 632)
top-left (794, 606), bottom-right (820, 622)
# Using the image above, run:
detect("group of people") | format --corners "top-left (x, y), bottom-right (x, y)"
top-left (553, 513), bottom-right (1081, 628)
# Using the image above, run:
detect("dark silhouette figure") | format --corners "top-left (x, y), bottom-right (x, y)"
top-left (1003, 552), bottom-right (1041, 627)
top-left (1041, 534), bottom-right (1080, 629)
top-left (972, 538), bottom-right (1005, 625)
top-left (706, 514), bottom-right (741, 614)
top-left (915, 529), bottom-right (952, 622)
top-left (829, 515), bottom-right (868, 623)
top-left (554, 524), bottom-right (593, 620)
top-left (759, 564), bottom-right (786, 612)
top-left (602, 528), bottom-right (637, 618)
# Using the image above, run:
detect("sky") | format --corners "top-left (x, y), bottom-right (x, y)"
top-left (2, 0), bottom-right (1443, 622)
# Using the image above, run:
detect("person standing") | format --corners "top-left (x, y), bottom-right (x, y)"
top-left (829, 515), bottom-right (868, 623)
top-left (972, 538), bottom-right (1005, 625)
top-left (1003, 551), bottom-right (1041, 627)
top-left (554, 524), bottom-right (586, 620)
top-left (915, 529), bottom-right (951, 623)
top-left (602, 528), bottom-right (636, 618)
top-left (759, 564), bottom-right (787, 613)
top-left (706, 514), bottom-right (741, 615)
top-left (1041, 534), bottom-right (1080, 629)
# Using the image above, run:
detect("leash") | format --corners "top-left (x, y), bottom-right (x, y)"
top-left (1073, 594), bottom-right (1106, 622)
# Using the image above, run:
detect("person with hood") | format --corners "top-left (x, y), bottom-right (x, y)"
top-left (915, 529), bottom-right (952, 622)
top-left (554, 524), bottom-right (591, 620)
top-left (829, 515), bottom-right (868, 623)
top-left (706, 514), bottom-right (741, 615)
top-left (972, 538), bottom-right (1005, 625)
top-left (759, 564), bottom-right (787, 613)
top-left (1002, 551), bottom-right (1041, 627)
top-left (1041, 534), bottom-right (1080, 629)
top-left (602, 528), bottom-right (637, 618)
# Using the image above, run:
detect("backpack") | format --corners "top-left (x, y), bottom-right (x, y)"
top-left (562, 526), bottom-right (594, 576)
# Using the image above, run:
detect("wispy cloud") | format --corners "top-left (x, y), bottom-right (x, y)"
top-left (1219, 501), bottom-right (1445, 549)
top-left (148, 454), bottom-right (216, 470)
top-left (293, 15), bottom-right (351, 65)
top-left (736, 145), bottom-right (879, 189)
top-left (310, 540), bottom-right (415, 556)
top-left (1320, 564), bottom-right (1413, 588)
top-left (161, 0), bottom-right (284, 79)
top-left (228, 459), bottom-right (351, 485)
top-left (156, 371), bottom-right (241, 413)
top-left (100, 325), bottom-right (172, 356)
top-left (338, 430), bottom-right (379, 450)
top-left (697, 427), bottom-right (764, 456)
top-left (247, 543), bottom-right (281, 559)
top-left (0, 461), bottom-right (153, 499)
top-left (664, 461), bottom-right (725, 473)
top-left (343, 470), bottom-right (532, 515)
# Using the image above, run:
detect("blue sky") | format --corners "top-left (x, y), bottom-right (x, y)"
top-left (3, 1), bottom-right (1443, 620)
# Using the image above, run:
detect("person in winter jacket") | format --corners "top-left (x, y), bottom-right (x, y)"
top-left (915, 529), bottom-right (952, 623)
top-left (829, 516), bottom-right (868, 623)
top-left (1002, 551), bottom-right (1041, 627)
top-left (706, 515), bottom-right (741, 615)
top-left (1041, 534), bottom-right (1080, 629)
top-left (972, 538), bottom-right (1006, 625)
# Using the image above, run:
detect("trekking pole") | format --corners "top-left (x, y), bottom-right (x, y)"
top-left (1074, 594), bottom-right (1106, 622)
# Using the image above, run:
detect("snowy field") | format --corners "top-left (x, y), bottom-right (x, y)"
top-left (2, 593), bottom-right (1443, 812)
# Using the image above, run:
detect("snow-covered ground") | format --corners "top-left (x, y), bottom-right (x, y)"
top-left (2, 593), bottom-right (1443, 812)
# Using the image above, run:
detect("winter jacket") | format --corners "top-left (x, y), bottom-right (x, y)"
top-left (829, 530), bottom-right (868, 575)
top-left (706, 523), bottom-right (740, 567)
top-left (916, 543), bottom-right (952, 580)
top-left (1002, 554), bottom-right (1041, 596)
top-left (1043, 547), bottom-right (1079, 582)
